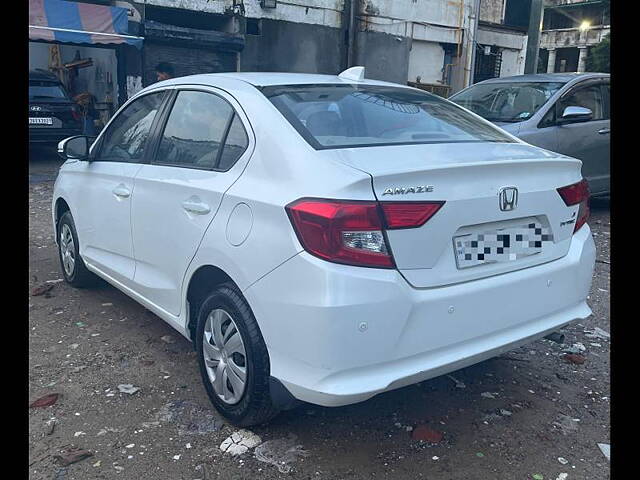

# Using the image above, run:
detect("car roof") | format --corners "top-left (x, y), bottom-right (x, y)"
top-left (29, 69), bottom-right (61, 82)
top-left (475, 72), bottom-right (609, 84)
top-left (153, 72), bottom-right (406, 89)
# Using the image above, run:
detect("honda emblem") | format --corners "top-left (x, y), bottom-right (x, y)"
top-left (498, 187), bottom-right (518, 211)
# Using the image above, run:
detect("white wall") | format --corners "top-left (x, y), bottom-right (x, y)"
top-left (142, 0), bottom-right (344, 28)
top-left (408, 40), bottom-right (445, 84)
top-left (476, 27), bottom-right (526, 51)
top-left (244, 0), bottom-right (344, 28)
top-left (360, 0), bottom-right (471, 44)
top-left (479, 0), bottom-right (505, 24)
top-left (143, 0), bottom-right (225, 14)
top-left (476, 27), bottom-right (527, 78)
top-left (500, 45), bottom-right (526, 77)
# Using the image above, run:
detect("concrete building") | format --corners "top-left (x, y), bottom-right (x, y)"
top-left (29, 0), bottom-right (537, 108)
top-left (539, 0), bottom-right (610, 73)
top-left (130, 0), bottom-right (479, 95)
top-left (474, 0), bottom-right (529, 83)
top-left (129, 0), bottom-right (532, 94)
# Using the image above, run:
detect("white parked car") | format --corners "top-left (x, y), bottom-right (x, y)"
top-left (53, 68), bottom-right (595, 426)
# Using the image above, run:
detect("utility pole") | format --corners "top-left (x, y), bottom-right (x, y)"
top-left (524, 0), bottom-right (544, 74)
top-left (346, 0), bottom-right (358, 68)
top-left (469, 0), bottom-right (482, 85)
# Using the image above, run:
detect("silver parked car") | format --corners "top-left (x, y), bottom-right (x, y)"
top-left (450, 73), bottom-right (610, 196)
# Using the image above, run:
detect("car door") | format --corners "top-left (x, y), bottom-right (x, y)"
top-left (130, 87), bottom-right (253, 316)
top-left (554, 80), bottom-right (610, 195)
top-left (72, 90), bottom-right (167, 285)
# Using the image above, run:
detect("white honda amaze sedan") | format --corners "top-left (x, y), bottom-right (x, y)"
top-left (53, 68), bottom-right (595, 426)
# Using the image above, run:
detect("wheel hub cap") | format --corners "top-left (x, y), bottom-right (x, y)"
top-left (60, 224), bottom-right (75, 276)
top-left (202, 309), bottom-right (247, 405)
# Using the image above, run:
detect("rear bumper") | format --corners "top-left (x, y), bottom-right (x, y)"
top-left (244, 225), bottom-right (596, 407)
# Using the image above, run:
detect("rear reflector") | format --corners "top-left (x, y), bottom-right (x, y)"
top-left (557, 179), bottom-right (590, 233)
top-left (286, 198), bottom-right (445, 268)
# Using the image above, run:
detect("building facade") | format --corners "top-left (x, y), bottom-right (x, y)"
top-left (539, 0), bottom-right (610, 73)
top-left (29, 0), bottom-right (536, 114)
top-left (474, 0), bottom-right (529, 83)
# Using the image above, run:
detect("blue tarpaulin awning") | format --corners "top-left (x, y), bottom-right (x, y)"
top-left (29, 0), bottom-right (143, 49)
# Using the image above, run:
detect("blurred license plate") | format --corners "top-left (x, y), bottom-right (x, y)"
top-left (29, 117), bottom-right (53, 125)
top-left (454, 221), bottom-right (553, 269)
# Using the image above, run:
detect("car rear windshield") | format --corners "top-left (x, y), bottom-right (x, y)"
top-left (29, 81), bottom-right (68, 100)
top-left (261, 84), bottom-right (514, 150)
top-left (450, 82), bottom-right (565, 123)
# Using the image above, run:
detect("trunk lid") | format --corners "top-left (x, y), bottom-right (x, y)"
top-left (326, 142), bottom-right (583, 288)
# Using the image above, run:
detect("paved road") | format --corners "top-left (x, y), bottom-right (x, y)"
top-left (29, 151), bottom-right (610, 480)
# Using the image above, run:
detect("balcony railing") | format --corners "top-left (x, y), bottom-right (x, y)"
top-left (540, 25), bottom-right (610, 49)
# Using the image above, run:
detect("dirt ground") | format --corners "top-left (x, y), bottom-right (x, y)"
top-left (29, 147), bottom-right (610, 480)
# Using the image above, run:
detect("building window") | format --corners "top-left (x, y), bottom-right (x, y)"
top-left (474, 45), bottom-right (502, 84)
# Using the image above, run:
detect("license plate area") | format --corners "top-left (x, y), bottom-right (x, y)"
top-left (29, 117), bottom-right (53, 125)
top-left (454, 220), bottom-right (553, 269)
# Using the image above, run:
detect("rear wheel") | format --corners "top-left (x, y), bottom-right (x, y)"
top-left (196, 283), bottom-right (279, 426)
top-left (57, 211), bottom-right (97, 287)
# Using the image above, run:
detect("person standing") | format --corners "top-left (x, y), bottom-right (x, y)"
top-left (73, 92), bottom-right (97, 136)
top-left (155, 62), bottom-right (175, 82)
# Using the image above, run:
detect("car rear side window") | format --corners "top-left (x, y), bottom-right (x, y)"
top-left (155, 90), bottom-right (240, 170)
top-left (97, 92), bottom-right (165, 163)
top-left (218, 114), bottom-right (249, 171)
top-left (263, 84), bottom-right (514, 150)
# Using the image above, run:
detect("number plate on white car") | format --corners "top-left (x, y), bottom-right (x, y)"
top-left (454, 221), bottom-right (553, 269)
top-left (29, 117), bottom-right (53, 125)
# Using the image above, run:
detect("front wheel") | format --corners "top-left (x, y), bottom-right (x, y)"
top-left (57, 211), bottom-right (97, 288)
top-left (196, 283), bottom-right (279, 426)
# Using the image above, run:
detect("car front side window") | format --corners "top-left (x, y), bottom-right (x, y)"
top-left (96, 92), bottom-right (166, 163)
top-left (557, 83), bottom-right (605, 121)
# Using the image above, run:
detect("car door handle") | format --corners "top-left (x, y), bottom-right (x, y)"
top-left (112, 185), bottom-right (131, 198)
top-left (598, 128), bottom-right (610, 135)
top-left (182, 200), bottom-right (211, 215)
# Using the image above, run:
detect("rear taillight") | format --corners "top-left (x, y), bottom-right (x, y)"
top-left (380, 202), bottom-right (444, 229)
top-left (285, 199), bottom-right (444, 268)
top-left (557, 179), bottom-right (590, 233)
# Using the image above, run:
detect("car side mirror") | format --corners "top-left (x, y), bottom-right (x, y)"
top-left (558, 106), bottom-right (593, 124)
top-left (58, 135), bottom-right (91, 161)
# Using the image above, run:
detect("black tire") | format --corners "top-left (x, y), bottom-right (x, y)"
top-left (57, 211), bottom-right (97, 288)
top-left (196, 282), bottom-right (280, 426)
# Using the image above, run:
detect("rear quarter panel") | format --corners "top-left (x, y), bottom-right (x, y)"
top-left (183, 80), bottom-right (377, 295)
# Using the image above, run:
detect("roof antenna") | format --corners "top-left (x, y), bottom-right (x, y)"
top-left (338, 66), bottom-right (365, 82)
